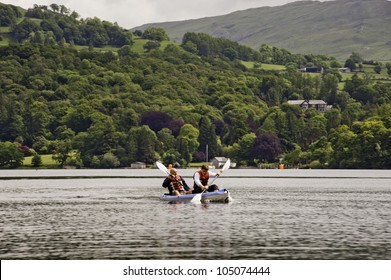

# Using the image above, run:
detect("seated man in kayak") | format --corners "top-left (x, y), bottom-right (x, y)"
top-left (193, 164), bottom-right (221, 193)
top-left (162, 168), bottom-right (192, 196)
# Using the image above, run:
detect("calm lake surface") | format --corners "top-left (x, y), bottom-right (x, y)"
top-left (1, 169), bottom-right (390, 260)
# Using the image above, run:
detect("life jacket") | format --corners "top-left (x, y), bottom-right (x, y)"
top-left (169, 175), bottom-right (185, 191)
top-left (196, 170), bottom-right (209, 186)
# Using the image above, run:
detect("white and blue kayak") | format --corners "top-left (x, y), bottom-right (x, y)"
top-left (160, 189), bottom-right (232, 203)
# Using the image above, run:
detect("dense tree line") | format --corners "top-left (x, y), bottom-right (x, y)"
top-left (0, 3), bottom-right (23, 26)
top-left (258, 43), bottom-right (340, 68)
top-left (182, 32), bottom-right (262, 61)
top-left (0, 3), bottom-right (390, 169)
top-left (2, 4), bottom-right (133, 48)
top-left (182, 32), bottom-right (342, 69)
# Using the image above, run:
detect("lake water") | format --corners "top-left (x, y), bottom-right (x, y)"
top-left (1, 169), bottom-right (390, 260)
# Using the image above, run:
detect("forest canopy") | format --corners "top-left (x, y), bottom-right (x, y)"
top-left (0, 3), bottom-right (390, 169)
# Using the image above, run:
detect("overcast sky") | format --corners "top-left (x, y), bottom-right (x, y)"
top-left (2, 0), bottom-right (334, 28)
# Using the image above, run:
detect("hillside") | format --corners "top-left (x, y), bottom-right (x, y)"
top-left (134, 0), bottom-right (391, 61)
top-left (0, 2), bottom-right (391, 170)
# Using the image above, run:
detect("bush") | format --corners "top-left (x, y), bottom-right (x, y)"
top-left (0, 141), bottom-right (24, 168)
top-left (31, 154), bottom-right (42, 167)
top-left (308, 160), bottom-right (323, 169)
top-left (100, 152), bottom-right (120, 168)
top-left (374, 65), bottom-right (382, 74)
top-left (19, 145), bottom-right (33, 156)
top-left (64, 156), bottom-right (83, 169)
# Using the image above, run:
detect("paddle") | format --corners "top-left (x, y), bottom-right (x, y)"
top-left (190, 190), bottom-right (204, 204)
top-left (191, 158), bottom-right (231, 203)
top-left (209, 158), bottom-right (231, 185)
top-left (156, 161), bottom-right (169, 176)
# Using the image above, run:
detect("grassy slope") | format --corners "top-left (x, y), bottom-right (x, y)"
top-left (135, 0), bottom-right (391, 61)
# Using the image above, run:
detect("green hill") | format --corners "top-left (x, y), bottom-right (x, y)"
top-left (0, 1), bottom-right (391, 170)
top-left (134, 0), bottom-right (391, 61)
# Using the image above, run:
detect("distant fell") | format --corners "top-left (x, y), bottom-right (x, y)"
top-left (134, 0), bottom-right (391, 61)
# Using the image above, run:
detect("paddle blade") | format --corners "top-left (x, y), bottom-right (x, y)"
top-left (191, 192), bottom-right (202, 204)
top-left (209, 158), bottom-right (230, 185)
top-left (221, 158), bottom-right (231, 172)
top-left (156, 161), bottom-right (169, 175)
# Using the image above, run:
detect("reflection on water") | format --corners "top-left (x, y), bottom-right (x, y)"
top-left (0, 171), bottom-right (391, 259)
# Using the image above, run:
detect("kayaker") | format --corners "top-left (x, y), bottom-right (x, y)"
top-left (162, 168), bottom-right (192, 195)
top-left (193, 164), bottom-right (221, 193)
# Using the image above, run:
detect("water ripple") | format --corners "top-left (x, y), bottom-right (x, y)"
top-left (1, 175), bottom-right (391, 259)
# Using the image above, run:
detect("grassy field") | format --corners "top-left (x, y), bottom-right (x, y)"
top-left (0, 26), bottom-right (11, 33)
top-left (341, 68), bottom-right (391, 81)
top-left (261, 64), bottom-right (286, 71)
top-left (241, 61), bottom-right (286, 71)
top-left (23, 154), bottom-right (58, 168)
top-left (0, 26), bottom-right (12, 46)
top-left (362, 64), bottom-right (390, 77)
top-left (337, 67), bottom-right (391, 89)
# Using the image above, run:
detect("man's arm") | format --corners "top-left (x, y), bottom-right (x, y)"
top-left (208, 171), bottom-right (220, 178)
top-left (162, 177), bottom-right (171, 188)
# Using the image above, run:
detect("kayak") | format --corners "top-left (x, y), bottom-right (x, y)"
top-left (160, 189), bottom-right (232, 203)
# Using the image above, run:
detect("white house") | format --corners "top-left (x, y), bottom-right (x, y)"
top-left (130, 162), bottom-right (146, 169)
top-left (210, 157), bottom-right (229, 169)
top-left (287, 100), bottom-right (331, 112)
top-left (338, 67), bottom-right (351, 73)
